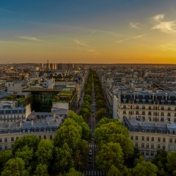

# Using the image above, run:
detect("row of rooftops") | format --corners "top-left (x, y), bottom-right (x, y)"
top-left (0, 101), bottom-right (69, 134)
top-left (0, 112), bottom-right (65, 134)
top-left (118, 91), bottom-right (176, 105)
top-left (124, 117), bottom-right (176, 134)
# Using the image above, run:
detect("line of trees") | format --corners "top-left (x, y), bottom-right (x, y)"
top-left (94, 117), bottom-right (159, 176)
top-left (91, 71), bottom-right (176, 176)
top-left (0, 111), bottom-right (90, 176)
top-left (92, 71), bottom-right (107, 120)
top-left (79, 71), bottom-right (93, 121)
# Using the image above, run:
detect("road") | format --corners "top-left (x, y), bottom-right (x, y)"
top-left (84, 77), bottom-right (105, 176)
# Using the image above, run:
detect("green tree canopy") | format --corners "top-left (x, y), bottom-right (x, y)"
top-left (107, 165), bottom-right (122, 176)
top-left (1, 157), bottom-right (28, 176)
top-left (36, 139), bottom-right (53, 164)
top-left (167, 151), bottom-right (176, 175)
top-left (53, 143), bottom-right (73, 172)
top-left (0, 150), bottom-right (12, 172)
top-left (12, 135), bottom-right (40, 154)
top-left (96, 142), bottom-right (124, 171)
top-left (15, 145), bottom-right (33, 167)
top-left (34, 164), bottom-right (49, 176)
top-left (54, 121), bottom-right (81, 149)
top-left (133, 160), bottom-right (158, 176)
top-left (66, 168), bottom-right (82, 176)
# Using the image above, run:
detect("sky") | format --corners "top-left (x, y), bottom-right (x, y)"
top-left (0, 0), bottom-right (176, 64)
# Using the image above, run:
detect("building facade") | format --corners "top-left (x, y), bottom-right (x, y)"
top-left (113, 90), bottom-right (176, 158)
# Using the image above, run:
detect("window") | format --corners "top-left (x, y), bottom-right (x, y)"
top-left (135, 136), bottom-right (138, 140)
top-left (141, 143), bottom-right (144, 148)
top-left (147, 137), bottom-right (149, 141)
top-left (151, 137), bottom-right (154, 141)
top-left (161, 118), bottom-right (164, 122)
top-left (142, 136), bottom-right (144, 141)
top-left (158, 137), bottom-right (161, 142)
top-left (170, 138), bottom-right (173, 143)
top-left (4, 138), bottom-right (7, 142)
top-left (163, 138), bottom-right (165, 142)
top-left (11, 137), bottom-right (14, 142)
top-left (131, 136), bottom-right (133, 140)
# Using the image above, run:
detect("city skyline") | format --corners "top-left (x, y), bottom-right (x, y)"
top-left (0, 0), bottom-right (176, 64)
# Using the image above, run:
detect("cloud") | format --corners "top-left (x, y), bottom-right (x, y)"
top-left (18, 36), bottom-right (42, 41)
top-left (152, 21), bottom-right (176, 33)
top-left (73, 39), bottom-right (88, 47)
top-left (152, 14), bottom-right (176, 34)
top-left (153, 14), bottom-right (165, 21)
top-left (116, 33), bottom-right (146, 43)
top-left (129, 22), bottom-right (141, 29)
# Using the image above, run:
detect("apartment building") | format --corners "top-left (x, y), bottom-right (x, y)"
top-left (113, 90), bottom-right (176, 158)
top-left (0, 102), bottom-right (68, 150)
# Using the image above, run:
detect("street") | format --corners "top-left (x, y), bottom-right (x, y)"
top-left (85, 77), bottom-right (105, 176)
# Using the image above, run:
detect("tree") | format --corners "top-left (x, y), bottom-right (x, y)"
top-left (1, 157), bottom-right (28, 176)
top-left (95, 121), bottom-right (129, 145)
top-left (96, 142), bottom-right (124, 171)
top-left (54, 122), bottom-right (81, 149)
top-left (80, 107), bottom-right (90, 121)
top-left (96, 108), bottom-right (106, 119)
top-left (107, 165), bottom-right (121, 176)
top-left (111, 134), bottom-right (134, 159)
top-left (66, 168), bottom-right (82, 176)
top-left (73, 140), bottom-right (89, 170)
top-left (15, 145), bottom-right (33, 166)
top-left (0, 150), bottom-right (12, 172)
top-left (167, 151), bottom-right (176, 175)
top-left (34, 164), bottom-right (49, 176)
top-left (68, 111), bottom-right (90, 140)
top-left (153, 149), bottom-right (168, 176)
top-left (12, 135), bottom-right (40, 154)
top-left (36, 139), bottom-right (53, 164)
top-left (52, 143), bottom-right (73, 172)
top-left (133, 160), bottom-right (158, 176)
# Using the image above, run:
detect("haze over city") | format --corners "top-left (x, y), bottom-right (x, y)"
top-left (0, 0), bottom-right (176, 64)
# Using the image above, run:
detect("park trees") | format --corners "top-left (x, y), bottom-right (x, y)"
top-left (95, 117), bottom-right (134, 173)
top-left (1, 157), bottom-right (28, 176)
top-left (96, 142), bottom-right (124, 171)
top-left (36, 139), bottom-right (53, 164)
top-left (132, 160), bottom-right (158, 176)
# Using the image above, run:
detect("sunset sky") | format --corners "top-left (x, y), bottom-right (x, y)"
top-left (0, 0), bottom-right (176, 64)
